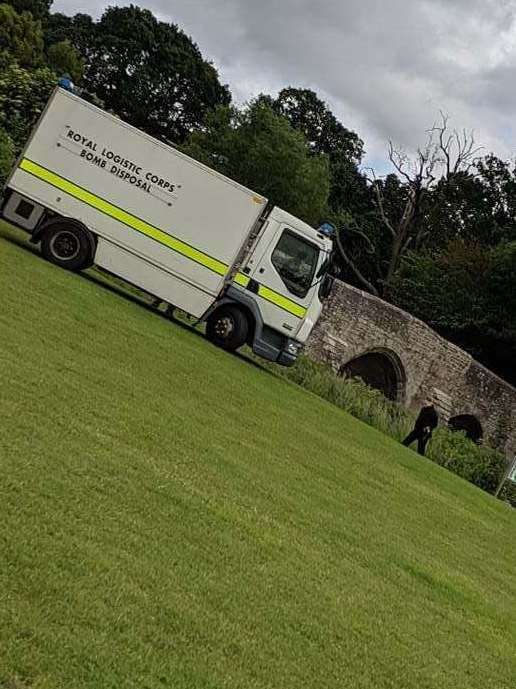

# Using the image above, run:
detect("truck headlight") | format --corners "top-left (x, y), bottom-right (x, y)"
top-left (286, 340), bottom-right (302, 355)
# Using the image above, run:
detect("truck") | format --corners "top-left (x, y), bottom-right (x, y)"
top-left (1, 87), bottom-right (334, 366)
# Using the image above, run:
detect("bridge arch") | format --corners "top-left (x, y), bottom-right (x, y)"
top-left (339, 348), bottom-right (407, 403)
top-left (448, 414), bottom-right (484, 443)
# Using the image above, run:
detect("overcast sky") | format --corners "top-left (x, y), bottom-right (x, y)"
top-left (52, 0), bottom-right (516, 169)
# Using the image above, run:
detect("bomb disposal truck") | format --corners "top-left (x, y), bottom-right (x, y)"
top-left (1, 88), bottom-right (334, 365)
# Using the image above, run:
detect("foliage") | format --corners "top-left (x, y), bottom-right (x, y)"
top-left (391, 240), bottom-right (516, 384)
top-left (262, 87), bottom-right (371, 239)
top-left (8, 0), bottom-right (52, 19)
top-left (429, 429), bottom-right (508, 494)
top-left (0, 127), bottom-right (15, 184)
top-left (0, 60), bottom-right (56, 149)
top-left (0, 2), bottom-right (44, 68)
top-left (46, 38), bottom-right (84, 83)
top-left (269, 87), bottom-right (363, 162)
top-left (424, 156), bottom-right (516, 250)
top-left (272, 355), bottom-right (412, 439)
top-left (55, 4), bottom-right (231, 145)
top-left (43, 11), bottom-right (95, 56)
top-left (183, 101), bottom-right (330, 225)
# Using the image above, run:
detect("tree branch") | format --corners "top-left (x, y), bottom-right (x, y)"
top-left (335, 227), bottom-right (380, 296)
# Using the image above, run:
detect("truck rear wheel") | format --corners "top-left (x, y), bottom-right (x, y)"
top-left (40, 221), bottom-right (94, 271)
top-left (206, 305), bottom-right (249, 352)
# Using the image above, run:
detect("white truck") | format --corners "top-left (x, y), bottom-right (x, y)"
top-left (1, 87), bottom-right (334, 365)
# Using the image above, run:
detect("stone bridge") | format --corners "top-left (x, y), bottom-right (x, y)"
top-left (306, 280), bottom-right (516, 457)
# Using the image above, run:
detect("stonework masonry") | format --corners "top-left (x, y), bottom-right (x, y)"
top-left (306, 279), bottom-right (516, 457)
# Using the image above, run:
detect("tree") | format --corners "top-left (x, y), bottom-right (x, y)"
top-left (65, 5), bottom-right (230, 145)
top-left (8, 1), bottom-right (52, 20)
top-left (271, 87), bottom-right (363, 162)
top-left (390, 240), bottom-right (516, 386)
top-left (0, 127), bottom-right (15, 184)
top-left (424, 155), bottom-right (516, 250)
top-left (183, 101), bottom-right (330, 226)
top-left (46, 39), bottom-right (84, 83)
top-left (337, 115), bottom-right (481, 296)
top-left (0, 2), bottom-right (44, 68)
top-left (263, 87), bottom-right (369, 218)
top-left (43, 12), bottom-right (96, 62)
top-left (0, 61), bottom-right (56, 149)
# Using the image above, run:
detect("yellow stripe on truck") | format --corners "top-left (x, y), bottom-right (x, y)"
top-left (257, 284), bottom-right (307, 318)
top-left (233, 273), bottom-right (307, 318)
top-left (233, 272), bottom-right (250, 288)
top-left (19, 158), bottom-right (229, 276)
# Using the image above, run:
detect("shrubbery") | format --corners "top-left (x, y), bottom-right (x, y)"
top-left (0, 127), bottom-right (15, 185)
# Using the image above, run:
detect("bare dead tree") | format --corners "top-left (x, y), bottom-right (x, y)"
top-left (433, 111), bottom-right (482, 177)
top-left (335, 114), bottom-right (482, 297)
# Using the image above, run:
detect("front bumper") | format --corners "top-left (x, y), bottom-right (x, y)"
top-left (277, 338), bottom-right (303, 367)
top-left (277, 350), bottom-right (298, 367)
top-left (252, 335), bottom-right (303, 367)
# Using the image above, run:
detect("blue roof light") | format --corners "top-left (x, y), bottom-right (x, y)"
top-left (318, 222), bottom-right (336, 238)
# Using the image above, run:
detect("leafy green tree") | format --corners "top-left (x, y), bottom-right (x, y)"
top-left (271, 88), bottom-right (363, 162)
top-left (183, 102), bottom-right (330, 226)
top-left (0, 2), bottom-right (44, 68)
top-left (47, 39), bottom-right (84, 83)
top-left (8, 0), bottom-right (52, 20)
top-left (390, 240), bottom-right (516, 385)
top-left (43, 12), bottom-right (96, 60)
top-left (263, 88), bottom-right (368, 215)
top-left (424, 156), bottom-right (516, 250)
top-left (0, 127), bottom-right (15, 184)
top-left (0, 61), bottom-right (56, 149)
top-left (62, 5), bottom-right (230, 144)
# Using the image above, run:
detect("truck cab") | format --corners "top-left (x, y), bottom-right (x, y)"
top-left (208, 207), bottom-right (334, 366)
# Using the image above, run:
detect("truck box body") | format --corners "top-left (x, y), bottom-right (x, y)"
top-left (7, 89), bottom-right (268, 317)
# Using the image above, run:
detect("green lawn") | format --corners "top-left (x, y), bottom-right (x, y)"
top-left (0, 221), bottom-right (514, 689)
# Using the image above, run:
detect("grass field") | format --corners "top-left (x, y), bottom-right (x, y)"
top-left (0, 221), bottom-right (515, 689)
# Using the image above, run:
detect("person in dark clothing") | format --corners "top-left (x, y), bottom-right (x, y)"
top-left (403, 402), bottom-right (439, 456)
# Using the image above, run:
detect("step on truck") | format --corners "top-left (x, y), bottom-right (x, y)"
top-left (1, 87), bottom-right (334, 366)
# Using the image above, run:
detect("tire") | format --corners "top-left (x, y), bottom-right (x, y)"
top-left (40, 221), bottom-right (93, 271)
top-left (206, 305), bottom-right (249, 352)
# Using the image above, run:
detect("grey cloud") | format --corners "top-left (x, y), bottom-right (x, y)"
top-left (52, 0), bottom-right (516, 166)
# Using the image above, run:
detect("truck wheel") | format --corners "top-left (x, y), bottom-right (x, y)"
top-left (206, 305), bottom-right (249, 352)
top-left (40, 222), bottom-right (93, 271)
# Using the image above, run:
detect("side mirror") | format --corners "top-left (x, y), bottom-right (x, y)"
top-left (319, 274), bottom-right (334, 299)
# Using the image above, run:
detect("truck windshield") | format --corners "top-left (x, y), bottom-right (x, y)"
top-left (271, 230), bottom-right (319, 298)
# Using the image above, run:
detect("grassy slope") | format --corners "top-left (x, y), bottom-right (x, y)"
top-left (0, 222), bottom-right (514, 689)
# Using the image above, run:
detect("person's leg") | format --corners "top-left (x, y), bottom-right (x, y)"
top-left (418, 432), bottom-right (430, 456)
top-left (403, 429), bottom-right (419, 447)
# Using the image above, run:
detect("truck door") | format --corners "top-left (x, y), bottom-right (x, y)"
top-left (247, 224), bottom-right (320, 336)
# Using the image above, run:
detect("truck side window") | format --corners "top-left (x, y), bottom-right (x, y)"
top-left (271, 230), bottom-right (318, 298)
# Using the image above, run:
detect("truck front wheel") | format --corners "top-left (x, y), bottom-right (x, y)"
top-left (206, 305), bottom-right (249, 352)
top-left (40, 221), bottom-right (94, 271)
